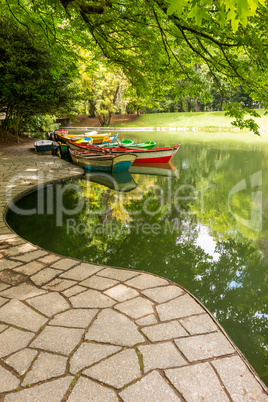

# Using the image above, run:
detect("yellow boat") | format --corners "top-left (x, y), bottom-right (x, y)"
top-left (56, 131), bottom-right (114, 145)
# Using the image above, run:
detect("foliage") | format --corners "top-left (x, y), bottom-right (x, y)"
top-left (224, 102), bottom-right (261, 135)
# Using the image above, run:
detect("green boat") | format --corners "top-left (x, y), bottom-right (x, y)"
top-left (119, 139), bottom-right (134, 146)
top-left (127, 141), bottom-right (156, 149)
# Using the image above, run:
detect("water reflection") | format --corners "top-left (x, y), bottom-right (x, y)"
top-left (6, 139), bottom-right (268, 385)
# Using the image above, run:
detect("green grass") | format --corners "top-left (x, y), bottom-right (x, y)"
top-left (111, 110), bottom-right (268, 130)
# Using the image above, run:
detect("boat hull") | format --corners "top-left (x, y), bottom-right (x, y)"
top-left (68, 142), bottom-right (180, 164)
top-left (70, 150), bottom-right (136, 173)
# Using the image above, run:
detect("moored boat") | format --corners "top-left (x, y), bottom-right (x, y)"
top-left (34, 140), bottom-right (58, 154)
top-left (67, 141), bottom-right (180, 164)
top-left (69, 149), bottom-right (137, 173)
top-left (126, 141), bottom-right (156, 149)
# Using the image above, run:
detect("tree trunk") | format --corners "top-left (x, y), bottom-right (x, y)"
top-left (88, 99), bottom-right (96, 118)
top-left (220, 93), bottom-right (224, 111)
top-left (196, 99), bottom-right (201, 112)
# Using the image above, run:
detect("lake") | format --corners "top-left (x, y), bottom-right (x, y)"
top-left (6, 131), bottom-right (268, 385)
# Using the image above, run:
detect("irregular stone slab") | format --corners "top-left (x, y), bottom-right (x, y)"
top-left (0, 258), bottom-right (22, 270)
top-left (69, 377), bottom-right (118, 401)
top-left (0, 269), bottom-right (27, 286)
top-left (31, 268), bottom-right (62, 286)
top-left (38, 255), bottom-right (61, 264)
top-left (0, 299), bottom-right (47, 331)
top-left (139, 342), bottom-right (186, 372)
top-left (0, 283), bottom-right (46, 300)
top-left (0, 296), bottom-right (8, 307)
top-left (115, 297), bottom-right (154, 319)
top-left (0, 323), bottom-right (8, 332)
top-left (212, 355), bottom-right (268, 401)
top-left (165, 363), bottom-right (230, 401)
top-left (179, 313), bottom-right (218, 335)
top-left (4, 376), bottom-right (73, 402)
top-left (175, 332), bottom-right (235, 362)
top-left (62, 285), bottom-right (87, 298)
top-left (84, 349), bottom-right (141, 389)
top-left (60, 264), bottom-right (103, 281)
top-left (70, 342), bottom-right (121, 374)
top-left (12, 250), bottom-right (48, 262)
top-left (141, 321), bottom-right (187, 342)
top-left (5, 348), bottom-right (38, 375)
top-left (2, 243), bottom-right (36, 256)
top-left (104, 284), bottom-right (139, 302)
top-left (125, 274), bottom-right (169, 290)
top-left (85, 309), bottom-right (145, 346)
top-left (22, 352), bottom-right (68, 386)
top-left (50, 258), bottom-right (78, 271)
top-left (141, 285), bottom-right (184, 303)
top-left (97, 267), bottom-right (137, 281)
top-left (30, 326), bottom-right (84, 355)
top-left (26, 292), bottom-right (69, 317)
top-left (0, 365), bottom-right (20, 393)
top-left (136, 314), bottom-right (158, 326)
top-left (50, 308), bottom-right (98, 328)
top-left (156, 294), bottom-right (204, 321)
top-left (14, 261), bottom-right (45, 276)
top-left (80, 275), bottom-right (118, 290)
top-left (43, 278), bottom-right (76, 291)
top-left (119, 370), bottom-right (180, 401)
top-left (0, 327), bottom-right (35, 357)
top-left (70, 289), bottom-right (115, 308)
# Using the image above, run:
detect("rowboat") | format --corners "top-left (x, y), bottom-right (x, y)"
top-left (67, 141), bottom-right (180, 164)
top-left (119, 139), bottom-right (134, 146)
top-left (34, 140), bottom-right (58, 154)
top-left (56, 132), bottom-right (117, 145)
top-left (84, 171), bottom-right (138, 192)
top-left (69, 149), bottom-right (137, 173)
top-left (125, 141), bottom-right (156, 149)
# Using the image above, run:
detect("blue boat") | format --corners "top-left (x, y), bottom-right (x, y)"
top-left (34, 140), bottom-right (58, 154)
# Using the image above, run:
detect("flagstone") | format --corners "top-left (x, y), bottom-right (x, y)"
top-left (70, 289), bottom-right (115, 308)
top-left (0, 296), bottom-right (8, 307)
top-left (141, 320), bottom-right (188, 342)
top-left (179, 313), bottom-right (218, 335)
top-left (79, 275), bottom-right (118, 290)
top-left (43, 277), bottom-right (76, 291)
top-left (0, 323), bottom-right (8, 332)
top-left (0, 282), bottom-right (46, 300)
top-left (37, 254), bottom-right (61, 264)
top-left (115, 297), bottom-right (154, 319)
top-left (62, 285), bottom-right (87, 297)
top-left (135, 314), bottom-right (158, 326)
top-left (156, 294), bottom-right (205, 321)
top-left (30, 326), bottom-right (84, 355)
top-left (0, 258), bottom-right (22, 270)
top-left (70, 342), bottom-right (121, 374)
top-left (5, 348), bottom-right (38, 375)
top-left (85, 309), bottom-right (145, 346)
top-left (26, 292), bottom-right (70, 317)
top-left (97, 267), bottom-right (138, 281)
top-left (125, 274), bottom-right (169, 289)
top-left (165, 363), bottom-right (230, 401)
top-left (212, 355), bottom-right (268, 401)
top-left (12, 250), bottom-right (48, 262)
top-left (104, 284), bottom-right (139, 302)
top-left (49, 308), bottom-right (98, 328)
top-left (139, 342), bottom-right (186, 372)
top-left (69, 377), bottom-right (118, 401)
top-left (0, 299), bottom-right (47, 331)
top-left (31, 267), bottom-right (62, 286)
top-left (14, 261), bottom-right (45, 276)
top-left (22, 352), bottom-right (68, 386)
top-left (141, 285), bottom-right (184, 303)
top-left (2, 243), bottom-right (37, 257)
top-left (0, 327), bottom-right (35, 357)
top-left (119, 370), bottom-right (180, 402)
top-left (84, 349), bottom-right (141, 389)
top-left (0, 365), bottom-right (20, 393)
top-left (0, 269), bottom-right (27, 285)
top-left (4, 376), bottom-right (73, 402)
top-left (175, 332), bottom-right (235, 362)
top-left (59, 262), bottom-right (103, 280)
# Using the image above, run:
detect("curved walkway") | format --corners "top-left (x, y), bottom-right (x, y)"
top-left (0, 140), bottom-right (267, 401)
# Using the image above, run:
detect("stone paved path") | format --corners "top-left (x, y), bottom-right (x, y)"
top-left (0, 141), bottom-right (267, 401)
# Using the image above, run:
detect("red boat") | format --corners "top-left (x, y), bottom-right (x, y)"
top-left (68, 141), bottom-right (180, 164)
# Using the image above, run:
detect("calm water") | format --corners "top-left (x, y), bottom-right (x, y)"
top-left (6, 132), bottom-right (268, 385)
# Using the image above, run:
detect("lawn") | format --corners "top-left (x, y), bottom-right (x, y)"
top-left (111, 109), bottom-right (268, 131)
